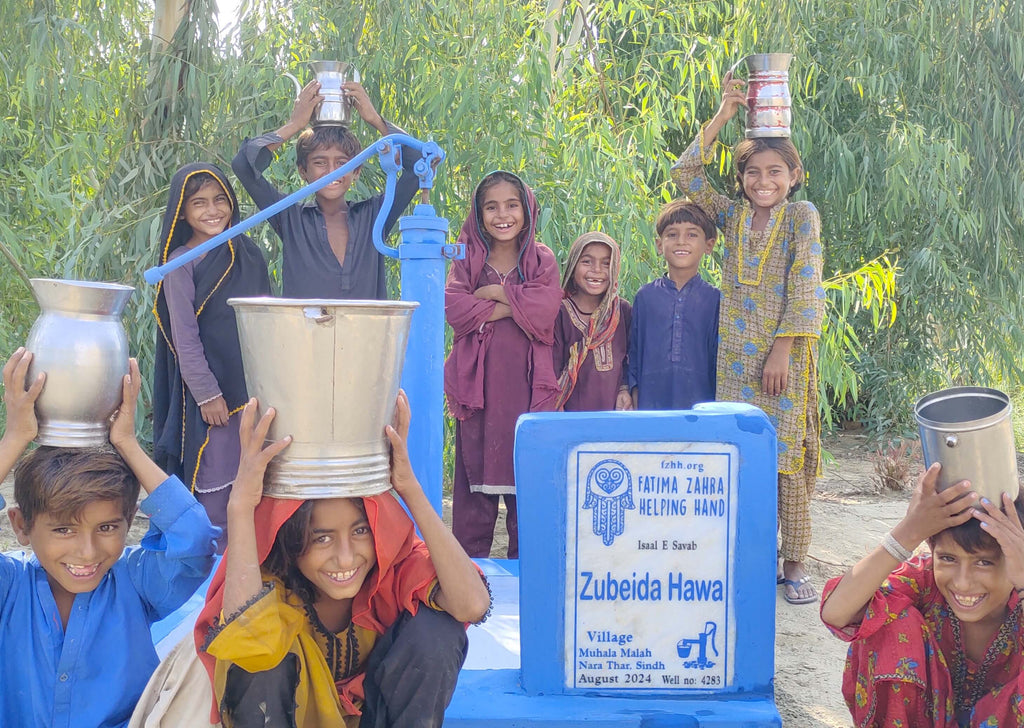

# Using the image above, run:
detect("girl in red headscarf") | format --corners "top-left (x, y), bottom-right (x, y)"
top-left (195, 393), bottom-right (490, 728)
top-left (443, 171), bottom-right (562, 559)
top-left (552, 231), bottom-right (633, 412)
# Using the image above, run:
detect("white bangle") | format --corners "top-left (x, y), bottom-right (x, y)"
top-left (881, 532), bottom-right (913, 562)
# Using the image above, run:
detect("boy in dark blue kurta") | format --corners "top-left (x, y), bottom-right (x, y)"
top-left (0, 353), bottom-right (218, 728)
top-left (628, 200), bottom-right (720, 410)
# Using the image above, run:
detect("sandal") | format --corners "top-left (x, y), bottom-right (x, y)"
top-left (781, 575), bottom-right (817, 605)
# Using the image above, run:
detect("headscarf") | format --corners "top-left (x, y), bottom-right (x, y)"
top-left (443, 171), bottom-right (562, 419)
top-left (152, 163), bottom-right (270, 487)
top-left (194, 492), bottom-right (438, 722)
top-left (555, 231), bottom-right (623, 410)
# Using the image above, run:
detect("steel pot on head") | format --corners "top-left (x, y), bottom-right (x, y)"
top-left (228, 298), bottom-right (417, 498)
top-left (915, 386), bottom-right (1020, 503)
top-left (25, 278), bottom-right (134, 447)
top-left (732, 53), bottom-right (793, 138)
top-left (284, 61), bottom-right (361, 127)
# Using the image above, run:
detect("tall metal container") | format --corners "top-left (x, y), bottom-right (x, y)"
top-left (228, 298), bottom-right (417, 498)
top-left (737, 53), bottom-right (793, 138)
top-left (25, 278), bottom-right (134, 447)
top-left (915, 387), bottom-right (1020, 502)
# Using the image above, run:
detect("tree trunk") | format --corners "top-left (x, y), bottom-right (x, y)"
top-left (152, 0), bottom-right (189, 53)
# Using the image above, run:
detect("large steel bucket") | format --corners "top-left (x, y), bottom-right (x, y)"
top-left (736, 53), bottom-right (793, 138)
top-left (228, 298), bottom-right (417, 498)
top-left (25, 278), bottom-right (134, 446)
top-left (915, 387), bottom-right (1020, 502)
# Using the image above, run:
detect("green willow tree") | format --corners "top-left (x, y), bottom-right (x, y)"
top-left (3, 0), bottom-right (1017, 440)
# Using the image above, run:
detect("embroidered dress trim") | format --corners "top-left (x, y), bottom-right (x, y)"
top-left (778, 338), bottom-right (814, 476)
top-left (697, 124), bottom-right (716, 166)
top-left (735, 204), bottom-right (787, 286)
top-left (204, 582), bottom-right (275, 650)
top-left (485, 263), bottom-right (516, 285)
top-left (304, 602), bottom-right (363, 682)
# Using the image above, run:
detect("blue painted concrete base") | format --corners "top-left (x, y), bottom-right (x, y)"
top-left (448, 560), bottom-right (781, 727)
top-left (447, 670), bottom-right (781, 727)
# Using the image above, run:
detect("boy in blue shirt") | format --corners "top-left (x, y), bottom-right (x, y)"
top-left (628, 200), bottom-right (720, 410)
top-left (232, 80), bottom-right (421, 299)
top-left (0, 349), bottom-right (219, 728)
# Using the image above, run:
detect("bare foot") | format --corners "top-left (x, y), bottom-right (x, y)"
top-left (781, 559), bottom-right (817, 605)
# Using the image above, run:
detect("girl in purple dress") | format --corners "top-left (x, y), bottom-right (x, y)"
top-left (443, 171), bottom-right (562, 558)
top-left (553, 231), bottom-right (633, 412)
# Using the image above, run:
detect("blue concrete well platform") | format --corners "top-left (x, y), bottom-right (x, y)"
top-left (445, 560), bottom-right (780, 727)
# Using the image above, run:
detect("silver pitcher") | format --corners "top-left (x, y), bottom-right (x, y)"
top-left (915, 387), bottom-right (1020, 502)
top-left (733, 53), bottom-right (793, 138)
top-left (228, 298), bottom-right (417, 498)
top-left (25, 278), bottom-right (134, 447)
top-left (284, 61), bottom-right (361, 127)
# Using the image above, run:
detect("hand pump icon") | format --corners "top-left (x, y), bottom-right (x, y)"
top-left (677, 621), bottom-right (719, 670)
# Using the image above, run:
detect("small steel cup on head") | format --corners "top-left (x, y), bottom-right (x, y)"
top-left (283, 61), bottom-right (361, 127)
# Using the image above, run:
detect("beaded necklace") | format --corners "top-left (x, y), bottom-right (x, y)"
top-left (949, 606), bottom-right (1018, 718)
top-left (735, 203), bottom-right (787, 286)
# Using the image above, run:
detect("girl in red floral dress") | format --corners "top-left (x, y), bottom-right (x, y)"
top-left (821, 463), bottom-right (1024, 727)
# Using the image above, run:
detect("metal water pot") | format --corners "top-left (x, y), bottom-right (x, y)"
top-left (228, 298), bottom-right (417, 498)
top-left (25, 278), bottom-right (134, 447)
top-left (915, 387), bottom-right (1020, 502)
top-left (733, 53), bottom-right (793, 138)
top-left (284, 61), bottom-right (361, 127)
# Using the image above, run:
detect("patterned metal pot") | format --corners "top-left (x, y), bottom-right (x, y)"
top-left (736, 53), bottom-right (793, 138)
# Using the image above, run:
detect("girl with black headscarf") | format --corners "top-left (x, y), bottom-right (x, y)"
top-left (153, 164), bottom-right (271, 543)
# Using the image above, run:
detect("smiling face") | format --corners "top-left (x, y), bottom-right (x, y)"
top-left (571, 241), bottom-right (612, 307)
top-left (479, 180), bottom-right (525, 247)
top-left (739, 149), bottom-right (801, 213)
top-left (10, 499), bottom-right (129, 602)
top-left (931, 533), bottom-right (1013, 629)
top-left (655, 221), bottom-right (714, 280)
top-left (299, 145), bottom-right (361, 203)
top-left (181, 179), bottom-right (232, 245)
top-left (295, 498), bottom-right (377, 606)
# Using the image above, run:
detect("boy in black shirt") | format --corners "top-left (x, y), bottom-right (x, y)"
top-left (232, 80), bottom-right (419, 299)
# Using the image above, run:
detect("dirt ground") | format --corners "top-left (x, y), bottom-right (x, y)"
top-left (0, 430), bottom-right (900, 726)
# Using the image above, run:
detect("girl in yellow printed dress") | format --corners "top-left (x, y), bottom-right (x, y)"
top-left (671, 71), bottom-right (825, 605)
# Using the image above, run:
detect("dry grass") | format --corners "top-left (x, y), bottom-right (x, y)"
top-left (870, 439), bottom-right (918, 492)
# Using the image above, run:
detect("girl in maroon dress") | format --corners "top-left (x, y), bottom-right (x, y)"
top-left (443, 171), bottom-right (561, 558)
top-left (553, 231), bottom-right (632, 412)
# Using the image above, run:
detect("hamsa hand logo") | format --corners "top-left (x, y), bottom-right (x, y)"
top-left (583, 459), bottom-right (634, 546)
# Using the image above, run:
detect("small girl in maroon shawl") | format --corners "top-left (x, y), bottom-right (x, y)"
top-left (443, 171), bottom-right (562, 558)
top-left (553, 231), bottom-right (633, 412)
